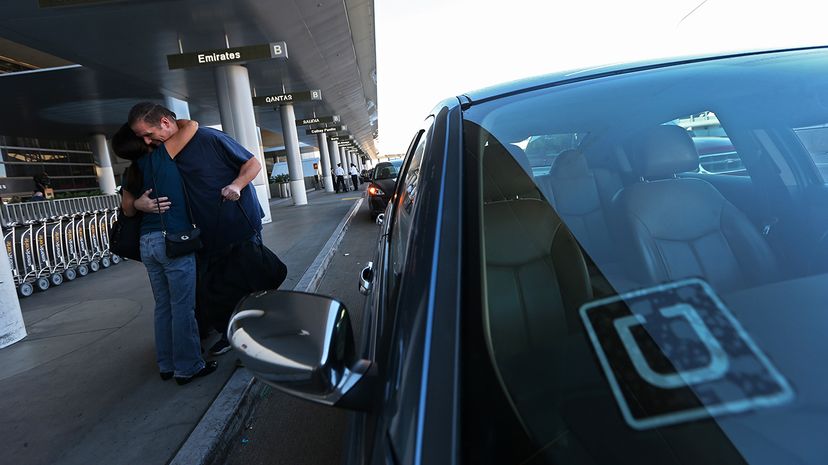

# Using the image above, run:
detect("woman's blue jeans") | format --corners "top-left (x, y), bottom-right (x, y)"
top-left (140, 231), bottom-right (204, 377)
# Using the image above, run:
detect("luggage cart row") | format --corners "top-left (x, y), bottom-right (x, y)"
top-left (1, 195), bottom-right (122, 297)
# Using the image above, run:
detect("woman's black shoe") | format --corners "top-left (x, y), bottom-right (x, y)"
top-left (160, 371), bottom-right (173, 381)
top-left (175, 361), bottom-right (218, 385)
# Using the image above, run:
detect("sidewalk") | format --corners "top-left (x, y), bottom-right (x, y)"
top-left (0, 188), bottom-right (361, 465)
top-left (220, 197), bottom-right (381, 465)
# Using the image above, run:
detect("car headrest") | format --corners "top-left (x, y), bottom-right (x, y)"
top-left (632, 125), bottom-right (699, 178)
top-left (504, 143), bottom-right (532, 174)
top-left (483, 142), bottom-right (540, 203)
top-left (484, 199), bottom-right (560, 265)
top-left (549, 149), bottom-right (589, 179)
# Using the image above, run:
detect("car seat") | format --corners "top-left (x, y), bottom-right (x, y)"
top-left (613, 125), bottom-right (778, 292)
top-left (481, 138), bottom-right (593, 455)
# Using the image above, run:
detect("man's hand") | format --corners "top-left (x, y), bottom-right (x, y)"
top-left (221, 184), bottom-right (242, 201)
top-left (134, 189), bottom-right (171, 213)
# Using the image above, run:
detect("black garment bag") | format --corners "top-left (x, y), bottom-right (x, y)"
top-left (197, 198), bottom-right (287, 334)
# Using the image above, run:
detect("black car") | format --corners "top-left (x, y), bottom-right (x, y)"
top-left (229, 46), bottom-right (828, 465)
top-left (366, 159), bottom-right (403, 221)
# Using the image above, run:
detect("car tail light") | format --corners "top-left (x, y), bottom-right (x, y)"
top-left (368, 185), bottom-right (385, 196)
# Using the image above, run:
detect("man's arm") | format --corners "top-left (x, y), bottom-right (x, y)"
top-left (164, 120), bottom-right (198, 158)
top-left (220, 157), bottom-right (261, 201)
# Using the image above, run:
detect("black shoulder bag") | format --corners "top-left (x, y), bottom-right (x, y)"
top-left (109, 162), bottom-right (143, 261)
top-left (148, 153), bottom-right (203, 258)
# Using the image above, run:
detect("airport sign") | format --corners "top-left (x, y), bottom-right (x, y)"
top-left (255, 90), bottom-right (322, 106)
top-left (306, 125), bottom-right (346, 135)
top-left (167, 42), bottom-right (287, 70)
top-left (296, 115), bottom-right (340, 126)
top-left (307, 127), bottom-right (336, 134)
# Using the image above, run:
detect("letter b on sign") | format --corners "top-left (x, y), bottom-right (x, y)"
top-left (271, 41), bottom-right (288, 59)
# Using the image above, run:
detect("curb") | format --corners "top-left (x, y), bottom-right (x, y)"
top-left (169, 196), bottom-right (365, 465)
top-left (294, 197), bottom-right (363, 292)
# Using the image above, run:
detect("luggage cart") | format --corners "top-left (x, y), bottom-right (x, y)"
top-left (106, 196), bottom-right (122, 265)
top-left (1, 194), bottom-right (126, 296)
top-left (71, 198), bottom-right (92, 277)
top-left (91, 195), bottom-right (116, 268)
top-left (29, 202), bottom-right (56, 291)
top-left (1, 207), bottom-right (31, 297)
top-left (39, 200), bottom-right (68, 287)
top-left (59, 199), bottom-right (80, 281)
top-left (3, 203), bottom-right (42, 296)
top-left (84, 198), bottom-right (103, 272)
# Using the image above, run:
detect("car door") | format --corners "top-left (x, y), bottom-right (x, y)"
top-left (347, 102), bottom-right (464, 465)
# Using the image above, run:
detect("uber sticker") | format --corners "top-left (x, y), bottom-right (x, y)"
top-left (579, 278), bottom-right (793, 430)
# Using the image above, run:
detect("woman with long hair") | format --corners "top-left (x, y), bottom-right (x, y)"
top-left (111, 120), bottom-right (217, 385)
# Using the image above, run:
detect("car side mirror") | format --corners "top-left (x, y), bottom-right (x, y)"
top-left (375, 213), bottom-right (384, 225)
top-left (228, 291), bottom-right (371, 408)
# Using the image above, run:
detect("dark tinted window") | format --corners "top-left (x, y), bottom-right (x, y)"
top-left (373, 159), bottom-right (404, 180)
top-left (390, 120), bottom-right (431, 283)
top-left (464, 50), bottom-right (828, 464)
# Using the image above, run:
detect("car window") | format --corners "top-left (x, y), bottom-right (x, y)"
top-left (463, 52), bottom-right (828, 464)
top-left (373, 160), bottom-right (403, 180)
top-left (670, 111), bottom-right (746, 176)
top-left (521, 133), bottom-right (585, 176)
top-left (390, 122), bottom-right (430, 285)
top-left (794, 123), bottom-right (828, 181)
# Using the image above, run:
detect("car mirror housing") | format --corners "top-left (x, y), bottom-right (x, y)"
top-left (228, 291), bottom-right (371, 409)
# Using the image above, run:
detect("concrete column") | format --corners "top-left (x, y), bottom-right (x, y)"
top-left (256, 127), bottom-right (271, 199)
top-left (327, 139), bottom-right (340, 174)
top-left (328, 138), bottom-right (340, 191)
top-left (91, 134), bottom-right (117, 195)
top-left (317, 133), bottom-right (334, 193)
top-left (278, 103), bottom-right (308, 206)
top-left (0, 243), bottom-right (26, 349)
top-left (214, 64), bottom-right (272, 222)
top-left (164, 96), bottom-right (191, 120)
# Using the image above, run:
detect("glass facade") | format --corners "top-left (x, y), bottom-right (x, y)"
top-left (0, 145), bottom-right (98, 198)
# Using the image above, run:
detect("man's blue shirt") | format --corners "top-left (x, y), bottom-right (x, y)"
top-left (174, 127), bottom-right (262, 251)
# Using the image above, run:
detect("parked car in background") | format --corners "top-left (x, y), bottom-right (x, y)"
top-left (366, 159), bottom-right (403, 221)
top-left (360, 169), bottom-right (372, 183)
top-left (229, 46), bottom-right (828, 464)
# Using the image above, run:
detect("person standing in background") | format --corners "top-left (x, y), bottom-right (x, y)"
top-left (349, 163), bottom-right (360, 190)
top-left (334, 163), bottom-right (346, 192)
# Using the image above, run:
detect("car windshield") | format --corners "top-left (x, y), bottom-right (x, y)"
top-left (373, 159), bottom-right (403, 180)
top-left (464, 49), bottom-right (828, 464)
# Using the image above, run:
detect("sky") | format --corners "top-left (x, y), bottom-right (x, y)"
top-left (375, 0), bottom-right (828, 155)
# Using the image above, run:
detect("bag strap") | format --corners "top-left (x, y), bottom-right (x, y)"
top-left (178, 175), bottom-right (198, 228)
top-left (147, 153), bottom-right (168, 235)
top-left (212, 197), bottom-right (260, 249)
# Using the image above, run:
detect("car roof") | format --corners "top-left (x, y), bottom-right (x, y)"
top-left (460, 46), bottom-right (828, 105)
